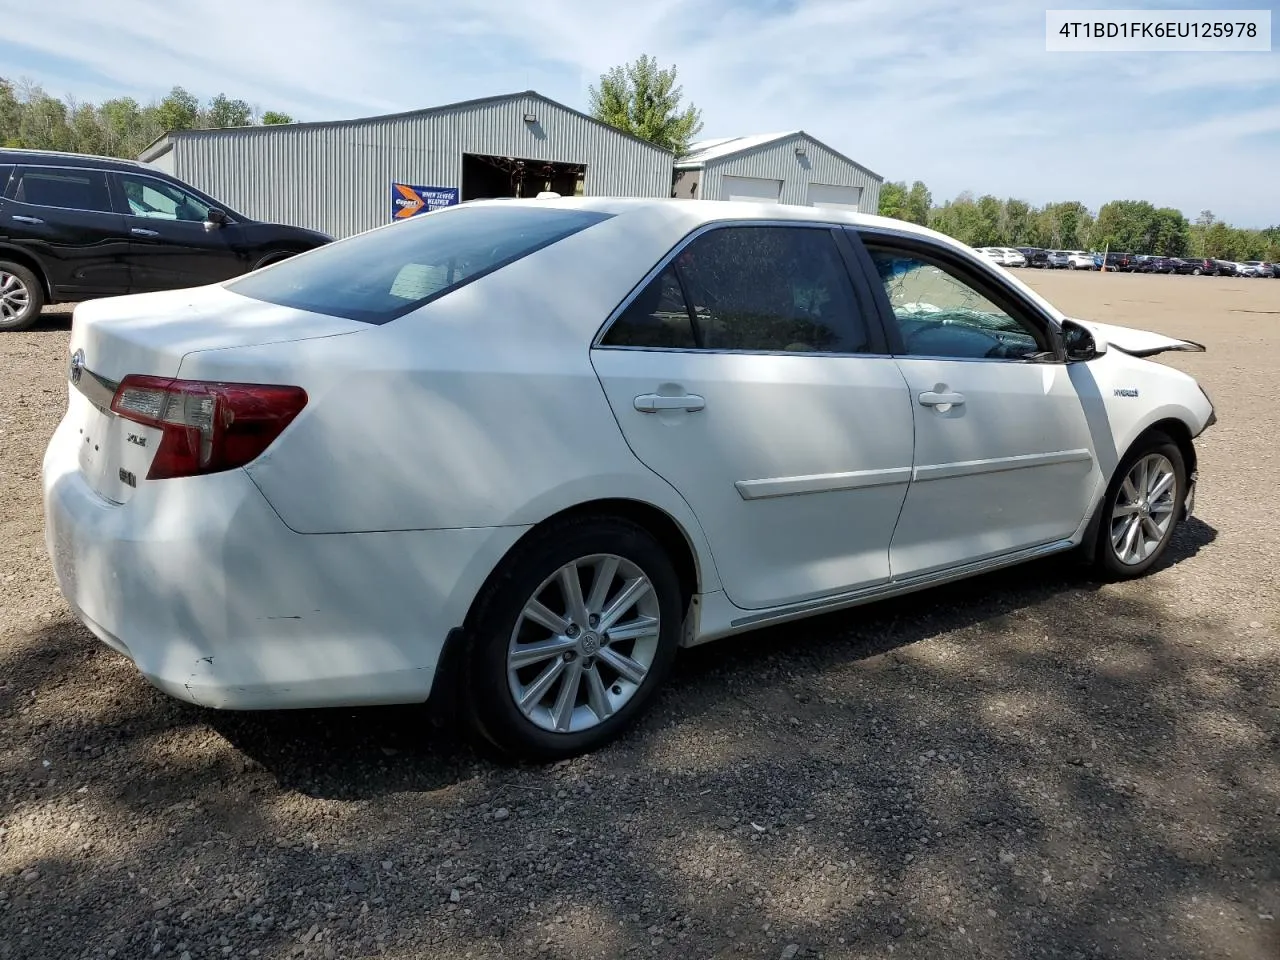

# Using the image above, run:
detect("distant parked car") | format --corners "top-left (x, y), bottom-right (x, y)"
top-left (1174, 258), bottom-right (1215, 276)
top-left (0, 148), bottom-right (332, 331)
top-left (1238, 261), bottom-right (1268, 278)
top-left (1015, 246), bottom-right (1050, 268)
top-left (1064, 250), bottom-right (1095, 270)
top-left (1047, 250), bottom-right (1070, 269)
top-left (1098, 251), bottom-right (1136, 271)
top-left (974, 247), bottom-right (1025, 268)
top-left (1211, 259), bottom-right (1238, 276)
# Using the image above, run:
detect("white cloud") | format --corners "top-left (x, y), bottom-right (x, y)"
top-left (1, 0), bottom-right (1277, 224)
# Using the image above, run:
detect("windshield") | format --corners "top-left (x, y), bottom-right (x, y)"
top-left (227, 204), bottom-right (613, 324)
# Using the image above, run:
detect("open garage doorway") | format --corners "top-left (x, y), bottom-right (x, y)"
top-left (461, 154), bottom-right (586, 200)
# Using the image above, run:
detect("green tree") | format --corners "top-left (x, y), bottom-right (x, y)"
top-left (205, 93), bottom-right (252, 128)
top-left (877, 180), bottom-right (908, 219)
top-left (155, 85), bottom-right (201, 132)
top-left (1001, 198), bottom-right (1031, 245)
top-left (588, 55), bottom-right (703, 155)
top-left (0, 78), bottom-right (22, 146)
top-left (903, 180), bottom-right (931, 225)
top-left (261, 110), bottom-right (294, 125)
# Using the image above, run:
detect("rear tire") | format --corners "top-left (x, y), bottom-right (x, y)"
top-left (463, 515), bottom-right (683, 762)
top-left (1191, 267), bottom-right (1202, 276)
top-left (0, 261), bottom-right (45, 332)
top-left (1093, 433), bottom-right (1186, 581)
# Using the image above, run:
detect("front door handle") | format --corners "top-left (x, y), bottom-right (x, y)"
top-left (11, 214), bottom-right (43, 225)
top-left (634, 393), bottom-right (706, 413)
top-left (130, 227), bottom-right (160, 237)
top-left (919, 390), bottom-right (965, 407)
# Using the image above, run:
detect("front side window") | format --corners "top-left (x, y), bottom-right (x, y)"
top-left (604, 225), bottom-right (871, 354)
top-left (865, 245), bottom-right (1047, 361)
top-left (12, 167), bottom-right (112, 213)
top-left (228, 204), bottom-right (612, 324)
top-left (118, 173), bottom-right (212, 222)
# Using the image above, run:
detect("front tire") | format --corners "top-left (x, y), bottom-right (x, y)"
top-left (0, 261), bottom-right (45, 332)
top-left (1094, 433), bottom-right (1186, 580)
top-left (464, 515), bottom-right (683, 761)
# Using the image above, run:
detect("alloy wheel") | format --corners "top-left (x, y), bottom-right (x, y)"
top-left (507, 554), bottom-right (661, 734)
top-left (1110, 453), bottom-right (1177, 565)
top-left (0, 271), bottom-right (31, 322)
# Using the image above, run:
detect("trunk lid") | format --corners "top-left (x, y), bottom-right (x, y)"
top-left (65, 285), bottom-right (365, 504)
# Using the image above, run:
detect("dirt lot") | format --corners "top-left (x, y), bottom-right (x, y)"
top-left (1, 273), bottom-right (1277, 960)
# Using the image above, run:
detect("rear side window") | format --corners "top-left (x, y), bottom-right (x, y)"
top-left (228, 205), bottom-right (612, 324)
top-left (12, 167), bottom-right (113, 213)
top-left (603, 225), bottom-right (872, 354)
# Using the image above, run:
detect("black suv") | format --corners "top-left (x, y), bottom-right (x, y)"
top-left (0, 149), bottom-right (331, 330)
top-left (1014, 246), bottom-right (1049, 268)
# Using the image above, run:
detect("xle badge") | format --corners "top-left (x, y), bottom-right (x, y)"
top-left (119, 468), bottom-right (137, 488)
top-left (127, 433), bottom-right (147, 448)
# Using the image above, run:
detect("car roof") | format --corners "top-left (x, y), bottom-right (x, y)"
top-left (0, 148), bottom-right (152, 172)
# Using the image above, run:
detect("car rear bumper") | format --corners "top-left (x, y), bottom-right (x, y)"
top-left (42, 413), bottom-right (528, 710)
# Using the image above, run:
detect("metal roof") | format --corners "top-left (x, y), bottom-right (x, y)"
top-left (139, 90), bottom-right (674, 163)
top-left (676, 129), bottom-right (883, 181)
top-left (677, 132), bottom-right (798, 167)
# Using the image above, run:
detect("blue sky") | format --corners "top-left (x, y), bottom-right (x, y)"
top-left (1, 0), bottom-right (1277, 225)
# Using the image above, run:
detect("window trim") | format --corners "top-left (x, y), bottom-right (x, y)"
top-left (6, 164), bottom-right (118, 216)
top-left (845, 226), bottom-right (1066, 364)
top-left (592, 219), bottom-right (892, 358)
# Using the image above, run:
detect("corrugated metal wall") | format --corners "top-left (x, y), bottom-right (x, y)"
top-left (170, 94), bottom-right (673, 238)
top-left (700, 134), bottom-right (881, 212)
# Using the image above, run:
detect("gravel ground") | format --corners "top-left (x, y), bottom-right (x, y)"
top-left (1, 275), bottom-right (1277, 960)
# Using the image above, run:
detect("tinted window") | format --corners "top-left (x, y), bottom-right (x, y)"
top-left (602, 265), bottom-right (697, 348)
top-left (228, 205), bottom-right (612, 324)
top-left (12, 168), bottom-right (112, 213)
top-left (616, 226), bottom-right (870, 353)
top-left (866, 246), bottom-right (1047, 360)
top-left (118, 173), bottom-right (211, 222)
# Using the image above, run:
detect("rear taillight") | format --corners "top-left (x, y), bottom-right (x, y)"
top-left (110, 375), bottom-right (307, 480)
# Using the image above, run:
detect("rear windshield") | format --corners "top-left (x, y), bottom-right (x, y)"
top-left (227, 204), bottom-right (613, 324)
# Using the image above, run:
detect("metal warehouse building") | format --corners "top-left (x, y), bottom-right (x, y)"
top-left (139, 91), bottom-right (674, 238)
top-left (672, 131), bottom-right (882, 213)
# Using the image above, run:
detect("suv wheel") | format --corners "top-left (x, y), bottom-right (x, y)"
top-left (0, 262), bottom-right (44, 332)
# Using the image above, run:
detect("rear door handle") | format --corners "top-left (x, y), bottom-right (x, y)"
top-left (130, 227), bottom-right (160, 237)
top-left (11, 215), bottom-right (43, 225)
top-left (919, 390), bottom-right (965, 407)
top-left (634, 394), bottom-right (706, 413)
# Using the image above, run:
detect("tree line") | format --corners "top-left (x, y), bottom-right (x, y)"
top-left (0, 78), bottom-right (294, 160)
top-left (6, 62), bottom-right (1275, 263)
top-left (877, 180), bottom-right (1279, 262)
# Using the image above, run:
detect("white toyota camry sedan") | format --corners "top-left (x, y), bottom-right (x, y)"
top-left (43, 198), bottom-right (1215, 760)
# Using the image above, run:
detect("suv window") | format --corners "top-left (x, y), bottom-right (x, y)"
top-left (604, 225), bottom-right (871, 354)
top-left (865, 245), bottom-right (1048, 361)
top-left (228, 204), bottom-right (612, 325)
top-left (11, 167), bottom-right (113, 213)
top-left (118, 173), bottom-right (211, 222)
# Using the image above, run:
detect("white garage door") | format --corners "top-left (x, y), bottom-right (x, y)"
top-left (722, 175), bottom-right (782, 203)
top-left (807, 182), bottom-right (863, 211)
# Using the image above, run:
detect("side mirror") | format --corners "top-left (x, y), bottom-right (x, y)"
top-left (1062, 319), bottom-right (1105, 362)
top-left (204, 208), bottom-right (229, 230)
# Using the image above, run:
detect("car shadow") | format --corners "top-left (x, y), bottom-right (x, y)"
top-left (204, 514), bottom-right (1217, 800)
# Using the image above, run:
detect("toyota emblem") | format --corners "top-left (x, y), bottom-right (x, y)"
top-left (69, 348), bottom-right (85, 385)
